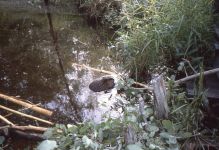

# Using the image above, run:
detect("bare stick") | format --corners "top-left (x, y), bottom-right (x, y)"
top-left (0, 105), bottom-right (53, 125)
top-left (0, 115), bottom-right (15, 125)
top-left (72, 63), bottom-right (116, 75)
top-left (0, 93), bottom-right (53, 116)
top-left (0, 125), bottom-right (47, 132)
top-left (4, 103), bottom-right (41, 118)
top-left (175, 68), bottom-right (219, 84)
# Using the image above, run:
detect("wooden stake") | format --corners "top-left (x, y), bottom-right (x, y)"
top-left (0, 93), bottom-right (53, 116)
top-left (0, 105), bottom-right (53, 125)
top-left (153, 75), bottom-right (169, 119)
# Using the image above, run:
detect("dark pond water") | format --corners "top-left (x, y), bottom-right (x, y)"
top-left (0, 0), bottom-right (122, 130)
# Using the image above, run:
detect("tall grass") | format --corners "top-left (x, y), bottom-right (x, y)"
top-left (116, 0), bottom-right (214, 77)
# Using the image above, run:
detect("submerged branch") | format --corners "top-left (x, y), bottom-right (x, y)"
top-left (0, 105), bottom-right (53, 125)
top-left (0, 92), bottom-right (53, 116)
top-left (0, 125), bottom-right (47, 132)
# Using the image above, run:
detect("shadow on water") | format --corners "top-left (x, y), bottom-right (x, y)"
top-left (0, 0), bottom-right (120, 131)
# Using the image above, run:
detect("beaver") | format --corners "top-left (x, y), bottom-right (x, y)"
top-left (89, 76), bottom-right (115, 92)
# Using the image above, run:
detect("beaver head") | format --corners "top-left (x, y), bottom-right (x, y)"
top-left (89, 76), bottom-right (115, 92)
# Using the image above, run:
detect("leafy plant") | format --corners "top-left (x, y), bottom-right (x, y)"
top-left (78, 0), bottom-right (122, 26)
top-left (114, 0), bottom-right (213, 78)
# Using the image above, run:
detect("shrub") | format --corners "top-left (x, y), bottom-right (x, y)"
top-left (115, 0), bottom-right (214, 77)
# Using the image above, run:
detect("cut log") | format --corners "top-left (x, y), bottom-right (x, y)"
top-left (152, 75), bottom-right (169, 119)
top-left (0, 92), bottom-right (53, 116)
top-left (0, 105), bottom-right (53, 125)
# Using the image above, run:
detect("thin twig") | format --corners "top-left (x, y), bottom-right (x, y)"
top-left (182, 58), bottom-right (197, 74)
top-left (0, 115), bottom-right (15, 125)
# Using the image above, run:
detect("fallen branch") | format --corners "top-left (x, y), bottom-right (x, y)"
top-left (0, 115), bottom-right (14, 126)
top-left (175, 68), bottom-right (219, 84)
top-left (0, 92), bottom-right (53, 116)
top-left (0, 105), bottom-right (53, 125)
top-left (4, 103), bottom-right (41, 118)
top-left (0, 125), bottom-right (47, 132)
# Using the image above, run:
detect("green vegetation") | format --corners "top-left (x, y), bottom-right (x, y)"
top-left (35, 0), bottom-right (218, 149)
top-left (78, 0), bottom-right (121, 27)
top-left (115, 0), bottom-right (213, 77)
top-left (37, 77), bottom-right (219, 149)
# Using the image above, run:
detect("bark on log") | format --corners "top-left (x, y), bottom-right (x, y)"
top-left (152, 75), bottom-right (169, 119)
top-left (0, 105), bottom-right (53, 125)
top-left (0, 92), bottom-right (53, 116)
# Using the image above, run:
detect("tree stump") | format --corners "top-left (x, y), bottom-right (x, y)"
top-left (152, 75), bottom-right (169, 119)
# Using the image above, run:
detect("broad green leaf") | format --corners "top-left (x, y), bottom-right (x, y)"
top-left (162, 120), bottom-right (173, 132)
top-left (82, 135), bottom-right (92, 148)
top-left (126, 144), bottom-right (143, 150)
top-left (37, 140), bottom-right (57, 150)
top-left (67, 124), bottom-right (78, 133)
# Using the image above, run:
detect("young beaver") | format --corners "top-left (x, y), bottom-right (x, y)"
top-left (89, 76), bottom-right (115, 92)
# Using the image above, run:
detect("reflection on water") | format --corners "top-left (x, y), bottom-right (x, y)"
top-left (0, 1), bottom-right (120, 124)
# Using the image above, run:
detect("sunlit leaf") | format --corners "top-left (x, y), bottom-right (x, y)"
top-left (37, 140), bottom-right (57, 150)
top-left (126, 144), bottom-right (143, 150)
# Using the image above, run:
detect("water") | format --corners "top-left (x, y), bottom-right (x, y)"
top-left (0, 0), bottom-right (121, 127)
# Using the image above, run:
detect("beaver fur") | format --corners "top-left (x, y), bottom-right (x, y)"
top-left (89, 76), bottom-right (115, 92)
